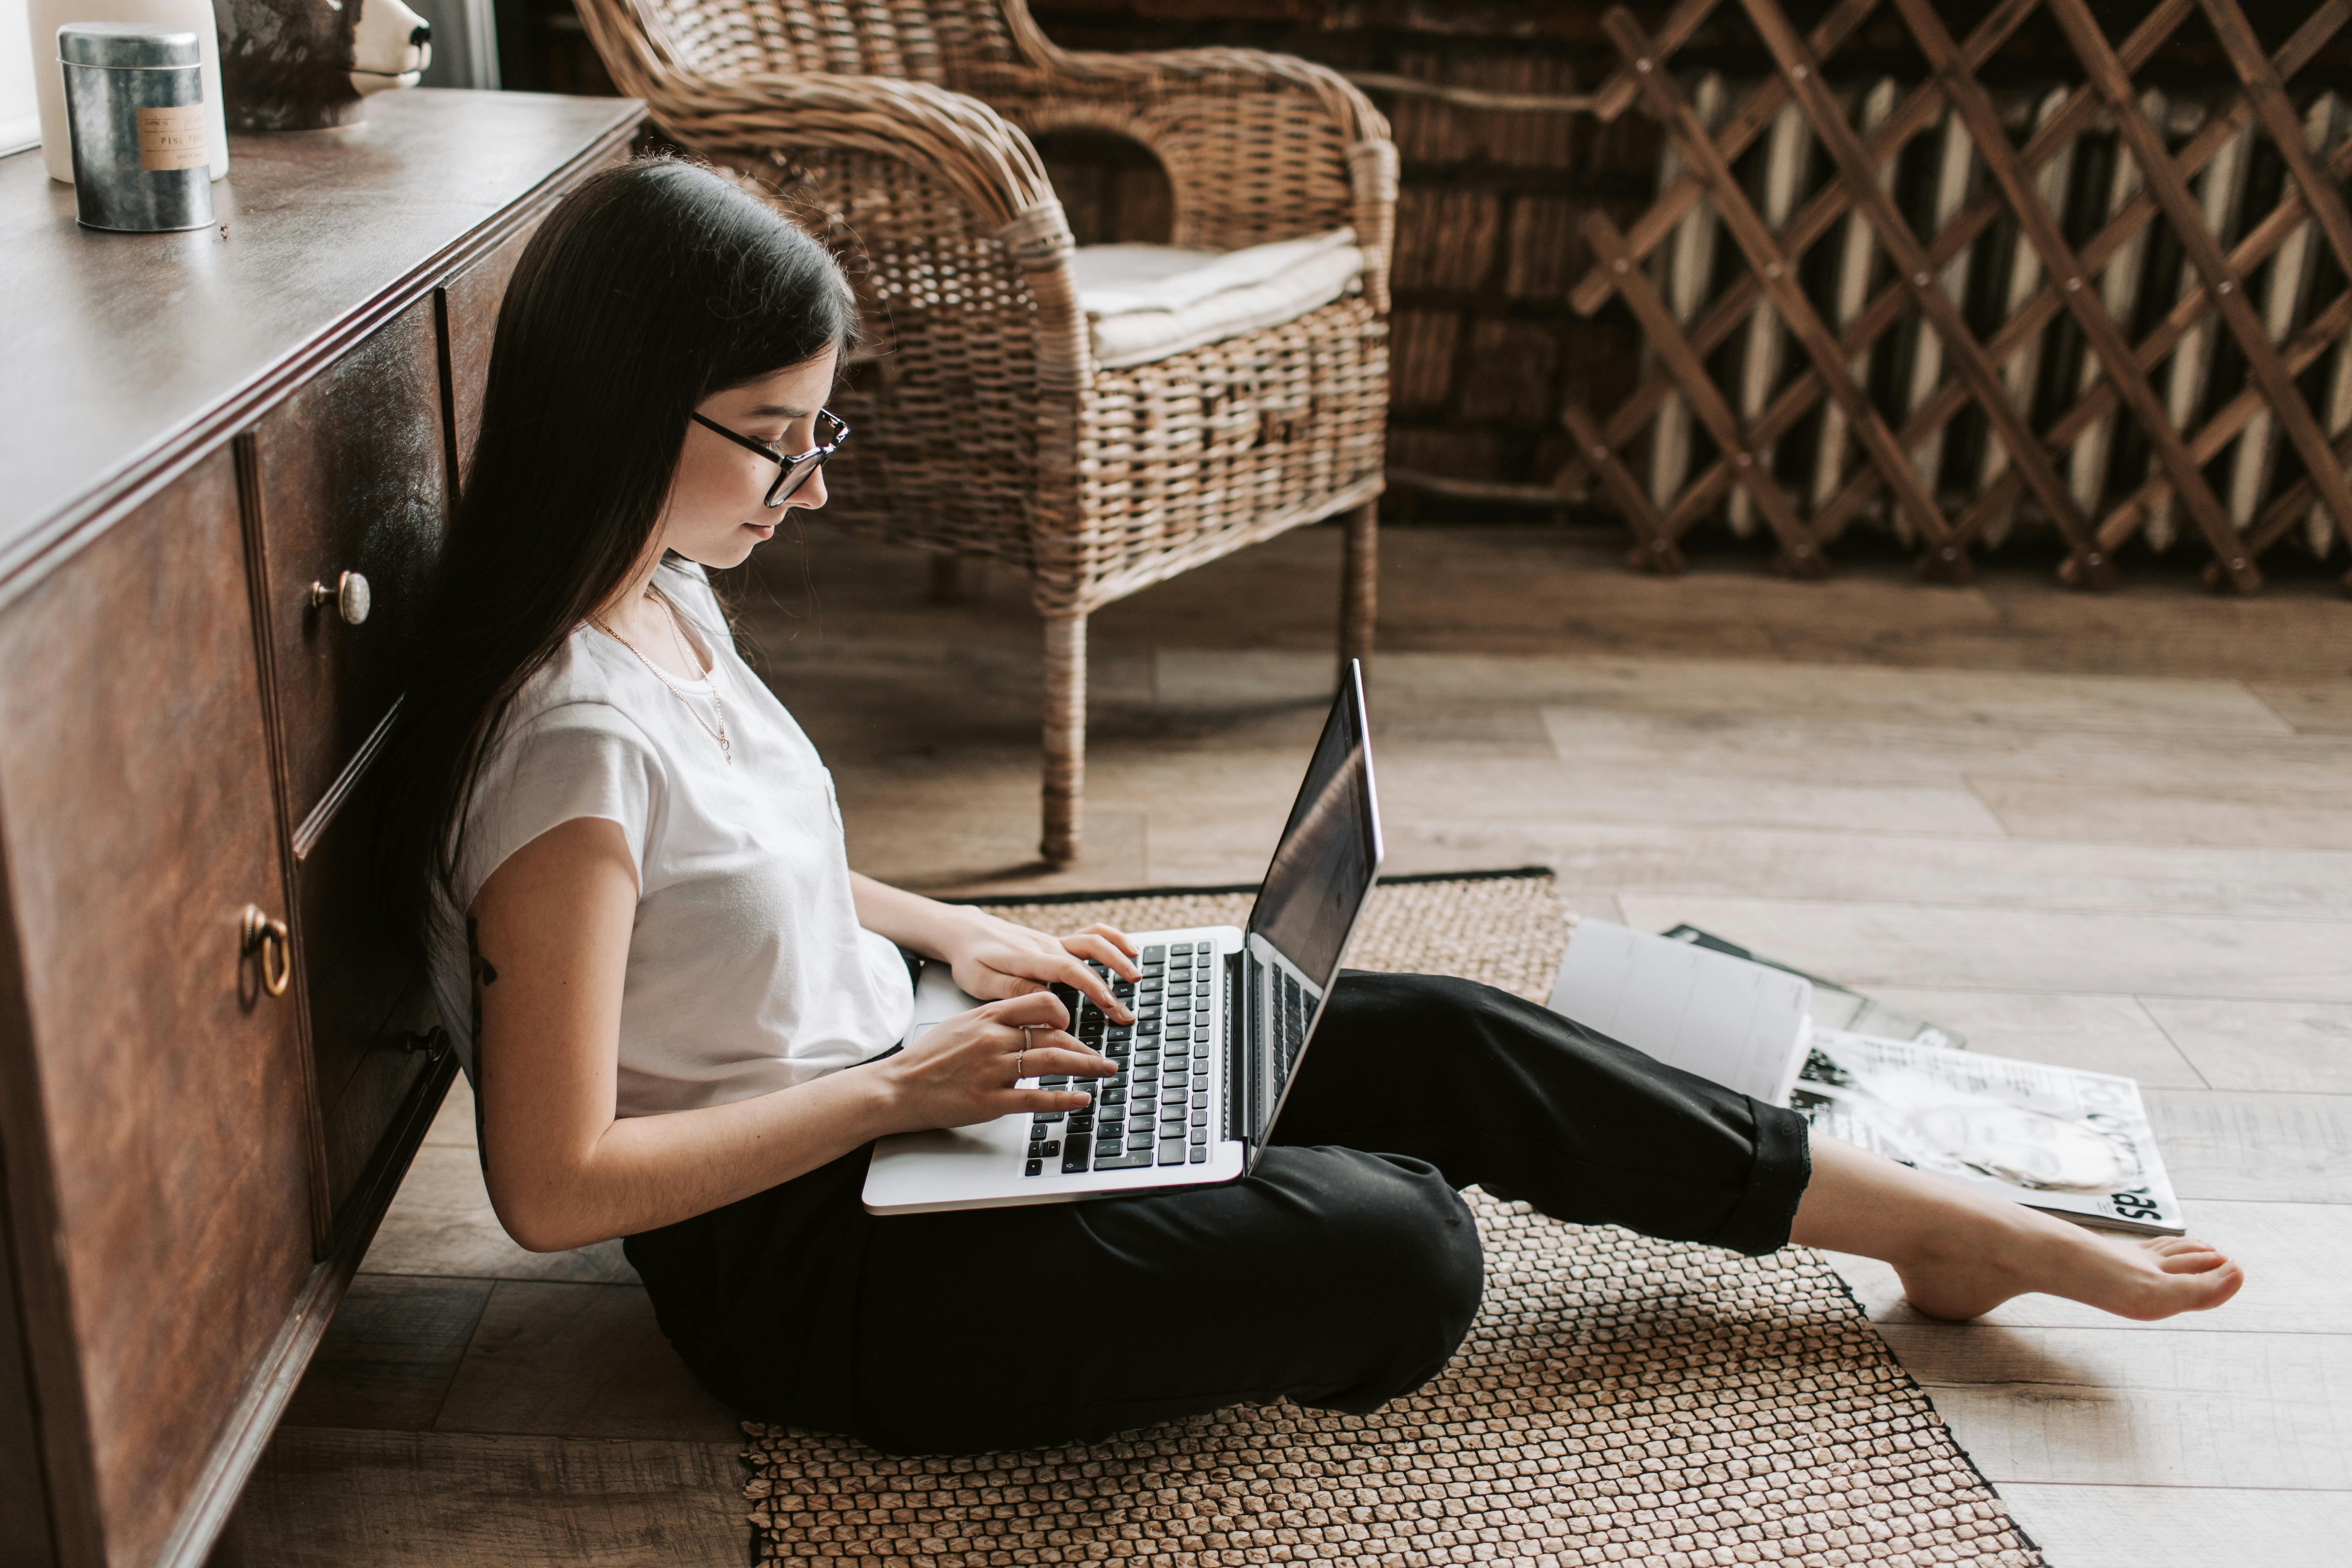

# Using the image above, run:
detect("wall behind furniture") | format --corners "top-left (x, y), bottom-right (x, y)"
top-left (1, 0), bottom-right (38, 155)
top-left (414, 0), bottom-right (501, 89)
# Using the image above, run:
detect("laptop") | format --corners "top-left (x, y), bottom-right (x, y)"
top-left (861, 661), bottom-right (1384, 1215)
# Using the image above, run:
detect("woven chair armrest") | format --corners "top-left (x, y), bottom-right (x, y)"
top-left (979, 16), bottom-right (1399, 307)
top-left (626, 69), bottom-right (1089, 369)
top-left (569, 0), bottom-right (1077, 228)
top-left (614, 77), bottom-right (1061, 237)
top-left (1017, 45), bottom-right (1388, 149)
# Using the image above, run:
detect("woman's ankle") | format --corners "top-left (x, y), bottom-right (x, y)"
top-left (1788, 1134), bottom-right (2012, 1266)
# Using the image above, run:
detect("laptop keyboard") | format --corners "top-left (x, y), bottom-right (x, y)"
top-left (1026, 942), bottom-right (1216, 1177)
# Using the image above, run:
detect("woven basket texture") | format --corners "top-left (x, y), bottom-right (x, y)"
top-left (741, 872), bottom-right (2046, 1567)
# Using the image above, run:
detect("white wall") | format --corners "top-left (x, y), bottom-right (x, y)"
top-left (0, 0), bottom-right (39, 156)
top-left (414, 0), bottom-right (499, 91)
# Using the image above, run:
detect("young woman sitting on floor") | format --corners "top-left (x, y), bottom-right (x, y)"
top-left (378, 157), bottom-right (2244, 1458)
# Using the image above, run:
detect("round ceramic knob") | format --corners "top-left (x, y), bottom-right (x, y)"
top-left (310, 571), bottom-right (371, 625)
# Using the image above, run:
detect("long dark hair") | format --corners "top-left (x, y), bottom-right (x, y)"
top-left (377, 155), bottom-right (857, 961)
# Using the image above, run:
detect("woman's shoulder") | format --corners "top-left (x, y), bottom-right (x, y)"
top-left (452, 649), bottom-right (671, 913)
top-left (511, 624), bottom-right (618, 709)
top-left (498, 628), bottom-right (662, 755)
top-left (462, 634), bottom-right (668, 868)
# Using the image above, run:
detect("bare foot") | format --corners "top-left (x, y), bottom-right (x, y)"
top-left (1791, 1136), bottom-right (2246, 1323)
top-left (1895, 1203), bottom-right (2244, 1322)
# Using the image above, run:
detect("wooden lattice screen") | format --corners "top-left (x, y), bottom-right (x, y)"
top-left (1564, 0), bottom-right (2352, 592)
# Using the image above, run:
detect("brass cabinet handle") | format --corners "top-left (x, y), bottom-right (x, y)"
top-left (240, 904), bottom-right (292, 997)
top-left (308, 570), bottom-right (372, 625)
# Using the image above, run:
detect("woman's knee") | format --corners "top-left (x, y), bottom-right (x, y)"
top-left (1320, 1149), bottom-right (1482, 1297)
top-left (1252, 1148), bottom-right (1484, 1404)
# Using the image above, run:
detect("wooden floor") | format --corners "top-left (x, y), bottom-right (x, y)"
top-left (226, 523), bottom-right (2352, 1566)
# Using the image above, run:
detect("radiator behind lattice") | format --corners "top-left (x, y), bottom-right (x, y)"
top-left (1641, 75), bottom-right (2352, 557)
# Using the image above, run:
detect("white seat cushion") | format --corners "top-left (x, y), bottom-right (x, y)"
top-left (1069, 228), bottom-right (1364, 369)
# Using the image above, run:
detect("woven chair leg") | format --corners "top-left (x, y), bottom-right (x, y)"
top-left (1340, 501), bottom-right (1378, 681)
top-left (927, 554), bottom-right (966, 605)
top-left (1041, 611), bottom-right (1087, 867)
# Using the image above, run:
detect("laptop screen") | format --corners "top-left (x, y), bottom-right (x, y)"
top-left (1247, 667), bottom-right (1379, 985)
top-left (1235, 665), bottom-right (1382, 1148)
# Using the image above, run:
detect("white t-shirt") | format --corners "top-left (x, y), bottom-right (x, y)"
top-left (426, 559), bottom-right (915, 1118)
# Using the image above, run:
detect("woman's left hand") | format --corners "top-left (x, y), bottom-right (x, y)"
top-left (940, 911), bottom-right (1141, 1024)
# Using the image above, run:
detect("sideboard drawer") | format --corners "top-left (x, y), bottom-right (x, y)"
top-left (251, 296), bottom-right (449, 823)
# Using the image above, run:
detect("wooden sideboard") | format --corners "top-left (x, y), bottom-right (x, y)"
top-left (0, 90), bottom-right (646, 1568)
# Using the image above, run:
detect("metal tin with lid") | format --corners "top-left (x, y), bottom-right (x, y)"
top-left (59, 23), bottom-right (215, 233)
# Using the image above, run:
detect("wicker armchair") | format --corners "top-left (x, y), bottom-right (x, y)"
top-left (571, 0), bottom-right (1396, 864)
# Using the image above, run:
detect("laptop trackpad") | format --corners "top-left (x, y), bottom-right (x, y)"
top-left (904, 960), bottom-right (983, 1041)
top-left (883, 1111), bottom-right (1034, 1164)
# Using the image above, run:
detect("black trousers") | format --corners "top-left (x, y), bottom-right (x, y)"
top-left (624, 971), bottom-right (1811, 1455)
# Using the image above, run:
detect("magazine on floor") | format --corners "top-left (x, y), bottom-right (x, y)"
top-left (1550, 921), bottom-right (2185, 1236)
top-left (1792, 1027), bottom-right (2183, 1236)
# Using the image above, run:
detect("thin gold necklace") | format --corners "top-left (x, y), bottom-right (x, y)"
top-left (595, 586), bottom-right (732, 764)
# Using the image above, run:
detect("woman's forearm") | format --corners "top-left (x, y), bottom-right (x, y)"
top-left (516, 873), bottom-right (960, 1247)
top-left (473, 826), bottom-right (1000, 1254)
top-left (850, 870), bottom-right (977, 958)
top-left (848, 871), bottom-right (1137, 1023)
top-left (491, 1064), bottom-right (900, 1253)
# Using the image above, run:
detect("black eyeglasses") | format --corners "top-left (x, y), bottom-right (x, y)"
top-left (691, 408), bottom-right (850, 507)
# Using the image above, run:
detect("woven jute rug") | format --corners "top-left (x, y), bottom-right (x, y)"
top-left (743, 870), bottom-right (2042, 1567)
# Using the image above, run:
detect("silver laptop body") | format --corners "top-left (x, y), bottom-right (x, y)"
top-left (861, 663), bottom-right (1385, 1215)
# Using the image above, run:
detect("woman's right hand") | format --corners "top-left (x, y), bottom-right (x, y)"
top-left (870, 989), bottom-right (1115, 1135)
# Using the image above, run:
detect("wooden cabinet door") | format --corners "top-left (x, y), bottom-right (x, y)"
top-left (250, 298), bottom-right (449, 826)
top-left (0, 448), bottom-right (315, 1568)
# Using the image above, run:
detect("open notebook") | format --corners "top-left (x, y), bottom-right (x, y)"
top-left (1547, 919), bottom-right (1814, 1106)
